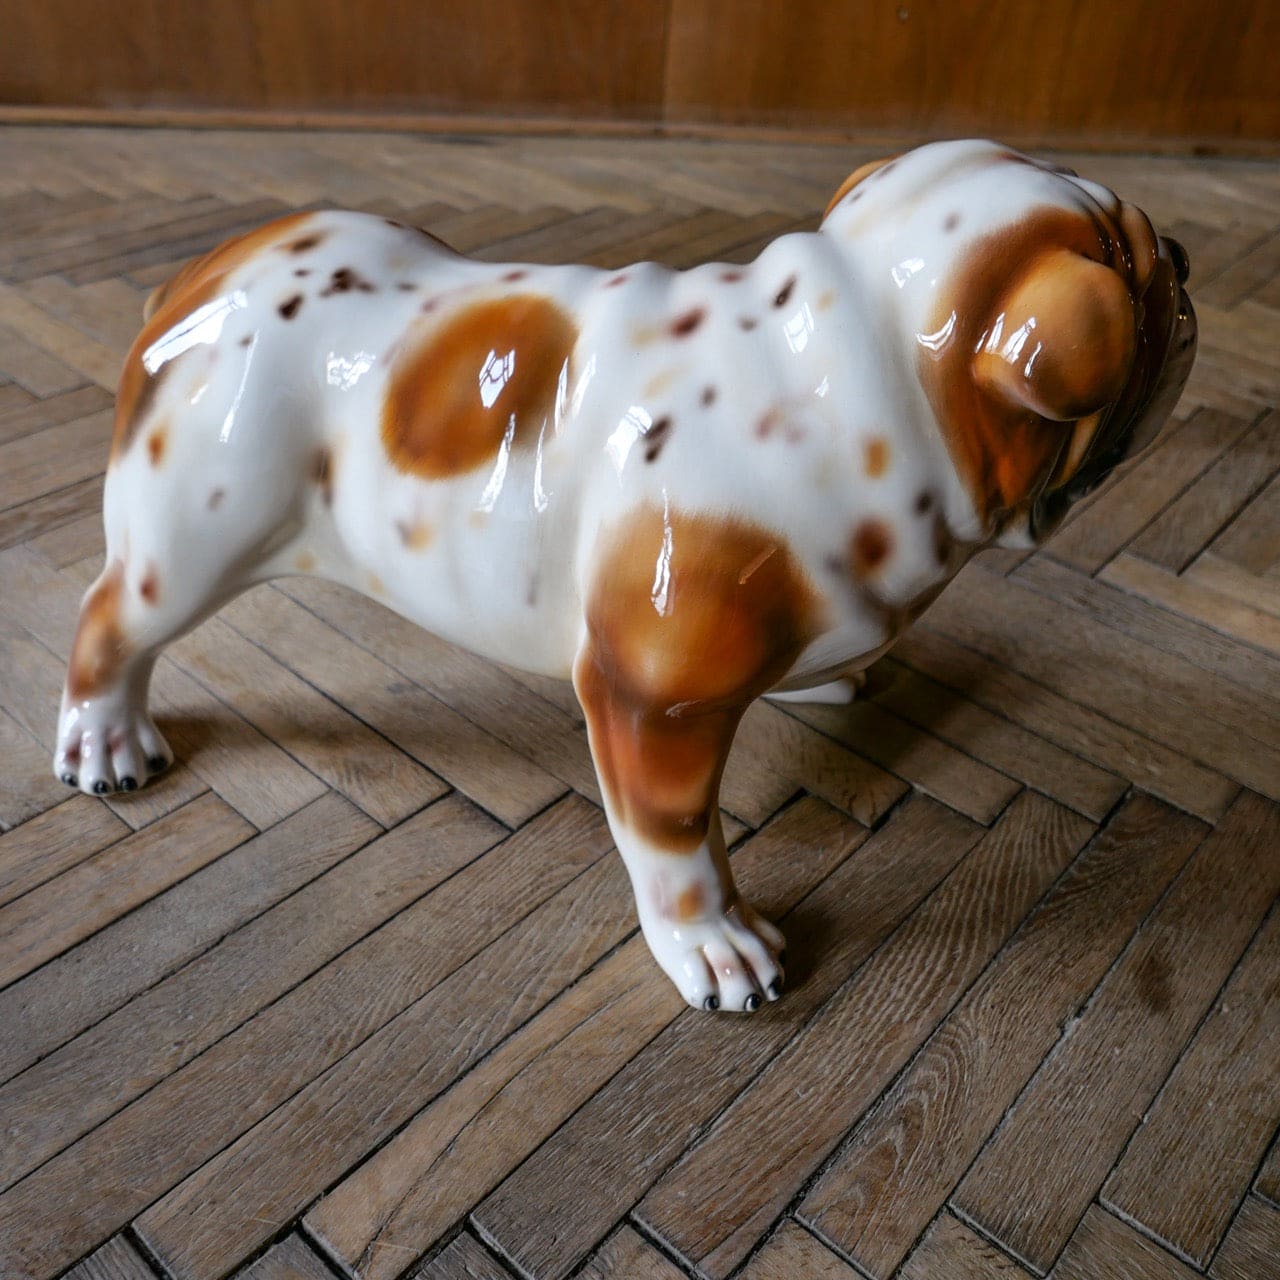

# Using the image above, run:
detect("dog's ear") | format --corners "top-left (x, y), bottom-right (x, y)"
top-left (824, 156), bottom-right (897, 218)
top-left (974, 249), bottom-right (1136, 422)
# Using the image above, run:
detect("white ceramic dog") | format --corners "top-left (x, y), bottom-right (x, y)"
top-left (55, 140), bottom-right (1195, 1011)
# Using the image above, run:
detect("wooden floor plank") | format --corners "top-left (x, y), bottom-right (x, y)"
top-left (0, 794), bottom-right (505, 1278)
top-left (305, 799), bottom-right (866, 1280)
top-left (62, 1236), bottom-right (157, 1280)
top-left (415, 1233), bottom-right (517, 1280)
top-left (797, 795), bottom-right (1207, 1280)
top-left (1210, 470), bottom-right (1280, 573)
top-left (953, 790), bottom-right (1280, 1273)
top-left (1052, 1206), bottom-right (1201, 1280)
top-left (230, 1234), bottom-right (335, 1280)
top-left (635, 792), bottom-right (1089, 1278)
top-left (898, 1213), bottom-right (1037, 1280)
top-left (0, 792), bottom-right (375, 1086)
top-left (578, 1227), bottom-right (689, 1280)
top-left (471, 797), bottom-right (983, 1280)
top-left (738, 1220), bottom-right (864, 1279)
top-left (894, 626), bottom-right (1239, 823)
top-left (0, 789), bottom-right (128, 908)
top-left (1102, 903), bottom-right (1280, 1266)
top-left (0, 792), bottom-right (251, 993)
top-left (1210, 1196), bottom-right (1280, 1280)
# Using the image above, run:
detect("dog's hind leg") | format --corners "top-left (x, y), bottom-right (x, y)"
top-left (54, 425), bottom-right (307, 796)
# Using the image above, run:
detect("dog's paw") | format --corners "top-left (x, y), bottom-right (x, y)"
top-left (644, 901), bottom-right (786, 1013)
top-left (54, 696), bottom-right (172, 796)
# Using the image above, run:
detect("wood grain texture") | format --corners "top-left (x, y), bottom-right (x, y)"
top-left (736, 1220), bottom-right (864, 1280)
top-left (0, 129), bottom-right (1276, 1280)
top-left (472, 797), bottom-right (983, 1280)
top-left (897, 1213), bottom-right (1036, 1280)
top-left (1102, 904), bottom-right (1280, 1266)
top-left (953, 790), bottom-right (1280, 1272)
top-left (4, 1), bottom-right (1278, 148)
top-left (797, 795), bottom-right (1206, 1279)
top-left (636, 792), bottom-right (1083, 1277)
top-left (579, 1227), bottom-right (689, 1280)
top-left (1210, 1196), bottom-right (1280, 1280)
top-left (62, 1236), bottom-right (157, 1280)
top-left (232, 1234), bottom-right (336, 1280)
top-left (1054, 1206), bottom-right (1203, 1280)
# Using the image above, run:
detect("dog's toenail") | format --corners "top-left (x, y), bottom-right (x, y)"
top-left (703, 994), bottom-right (720, 1011)
top-left (92, 780), bottom-right (111, 795)
top-left (768, 978), bottom-right (783, 1000)
top-left (146, 755), bottom-right (167, 774)
top-left (118, 776), bottom-right (138, 792)
top-left (744, 993), bottom-right (762, 1012)
top-left (61, 773), bottom-right (77, 787)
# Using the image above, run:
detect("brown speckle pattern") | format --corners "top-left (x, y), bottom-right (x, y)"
top-left (146, 425), bottom-right (167, 468)
top-left (701, 386), bottom-right (717, 408)
top-left (208, 488), bottom-right (225, 510)
top-left (278, 294), bottom-right (303, 320)
top-left (286, 233), bottom-right (325, 254)
top-left (139, 565), bottom-right (159, 605)
top-left (773, 276), bottom-right (797, 308)
top-left (850, 519), bottom-right (894, 575)
top-left (863, 436), bottom-right (890, 478)
top-left (671, 308), bottom-right (706, 338)
top-left (321, 267), bottom-right (375, 297)
top-left (644, 416), bottom-right (673, 463)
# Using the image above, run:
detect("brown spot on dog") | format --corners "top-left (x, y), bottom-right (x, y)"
top-left (287, 233), bottom-right (325, 254)
top-left (114, 212), bottom-right (316, 460)
top-left (238, 335), bottom-right (253, 347)
top-left (918, 206), bottom-right (1150, 524)
top-left (146, 423), bottom-right (168, 467)
top-left (824, 156), bottom-right (898, 218)
top-left (382, 294), bottom-right (577, 479)
top-left (643, 367), bottom-right (683, 399)
top-left (671, 308), bottom-right (706, 338)
top-left (721, 270), bottom-right (743, 283)
top-left (863, 436), bottom-right (890, 478)
top-left (67, 561), bottom-right (128, 701)
top-left (395, 518), bottom-right (433, 551)
top-left (738, 317), bottom-right (757, 331)
top-left (605, 274), bottom-right (629, 288)
top-left (773, 276), bottom-right (797, 308)
top-left (294, 268), bottom-right (311, 278)
top-left (816, 289), bottom-right (836, 312)
top-left (644, 416), bottom-right (672, 463)
top-left (502, 269), bottom-right (528, 283)
top-left (915, 490), bottom-right (933, 515)
top-left (278, 294), bottom-right (303, 320)
top-left (139, 564), bottom-right (159, 605)
top-left (701, 386), bottom-right (717, 408)
top-left (208, 488), bottom-right (225, 510)
top-left (850, 519), bottom-right (894, 576)
top-left (321, 267), bottom-right (375, 297)
top-left (943, 211), bottom-right (961, 232)
top-left (310, 447), bottom-right (334, 505)
top-left (673, 882), bottom-right (707, 922)
top-left (574, 506), bottom-right (819, 852)
top-left (295, 551), bottom-right (317, 573)
top-left (396, 281), bottom-right (416, 291)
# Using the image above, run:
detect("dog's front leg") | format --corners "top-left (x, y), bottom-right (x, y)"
top-left (573, 648), bottom-right (785, 1013)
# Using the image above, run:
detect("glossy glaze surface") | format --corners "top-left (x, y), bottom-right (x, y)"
top-left (55, 140), bottom-right (1196, 1010)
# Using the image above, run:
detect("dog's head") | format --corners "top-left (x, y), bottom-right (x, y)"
top-left (824, 140), bottom-right (1196, 546)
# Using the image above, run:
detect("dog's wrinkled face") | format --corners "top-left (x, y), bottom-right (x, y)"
top-left (825, 141), bottom-right (1197, 546)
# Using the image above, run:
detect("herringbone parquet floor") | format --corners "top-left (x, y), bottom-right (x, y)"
top-left (0, 127), bottom-right (1278, 1280)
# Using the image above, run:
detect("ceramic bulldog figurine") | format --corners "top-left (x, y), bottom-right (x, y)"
top-left (55, 140), bottom-right (1196, 1012)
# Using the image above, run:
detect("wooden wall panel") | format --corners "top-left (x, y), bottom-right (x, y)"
top-left (0, 0), bottom-right (1276, 147)
top-left (0, 0), bottom-right (669, 119)
top-left (663, 0), bottom-right (1280, 145)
